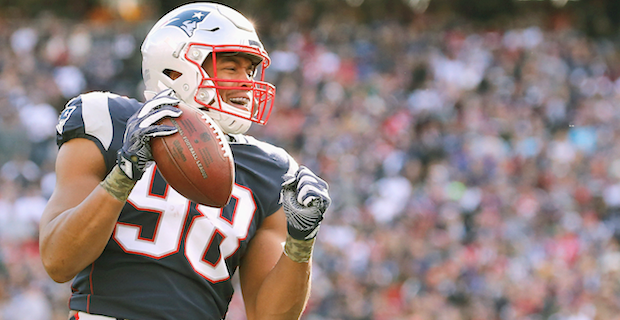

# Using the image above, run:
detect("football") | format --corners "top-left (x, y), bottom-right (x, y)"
top-left (151, 103), bottom-right (234, 208)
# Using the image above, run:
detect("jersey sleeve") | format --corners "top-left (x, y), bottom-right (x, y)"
top-left (229, 134), bottom-right (299, 217)
top-left (56, 92), bottom-right (142, 173)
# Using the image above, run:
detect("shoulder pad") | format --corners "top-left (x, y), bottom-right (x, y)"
top-left (57, 92), bottom-right (141, 151)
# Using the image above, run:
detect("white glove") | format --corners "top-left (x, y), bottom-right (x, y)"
top-left (280, 166), bottom-right (331, 240)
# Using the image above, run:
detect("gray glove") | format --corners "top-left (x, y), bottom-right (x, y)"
top-left (280, 166), bottom-right (331, 240)
top-left (118, 89), bottom-right (182, 181)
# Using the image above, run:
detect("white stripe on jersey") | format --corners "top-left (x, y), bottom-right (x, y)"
top-left (81, 92), bottom-right (114, 151)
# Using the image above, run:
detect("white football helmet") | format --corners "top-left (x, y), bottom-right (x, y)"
top-left (141, 2), bottom-right (276, 134)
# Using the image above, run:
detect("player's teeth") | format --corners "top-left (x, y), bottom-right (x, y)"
top-left (230, 98), bottom-right (249, 105)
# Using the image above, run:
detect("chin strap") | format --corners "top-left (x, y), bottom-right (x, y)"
top-left (203, 100), bottom-right (252, 134)
top-left (209, 112), bottom-right (251, 134)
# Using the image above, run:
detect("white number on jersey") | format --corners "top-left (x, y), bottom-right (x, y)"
top-left (113, 166), bottom-right (255, 282)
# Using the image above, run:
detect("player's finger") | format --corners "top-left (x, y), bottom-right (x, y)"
top-left (154, 88), bottom-right (176, 99)
top-left (139, 108), bottom-right (183, 128)
top-left (297, 174), bottom-right (328, 190)
top-left (297, 185), bottom-right (330, 207)
top-left (139, 96), bottom-right (180, 117)
top-left (143, 125), bottom-right (179, 138)
top-left (281, 173), bottom-right (297, 188)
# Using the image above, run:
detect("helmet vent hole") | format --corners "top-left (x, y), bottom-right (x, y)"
top-left (163, 69), bottom-right (182, 80)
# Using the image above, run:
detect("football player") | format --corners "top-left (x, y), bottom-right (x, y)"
top-left (39, 3), bottom-right (331, 320)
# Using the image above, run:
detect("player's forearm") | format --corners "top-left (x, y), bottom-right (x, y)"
top-left (255, 164), bottom-right (327, 319)
top-left (253, 254), bottom-right (312, 320)
top-left (40, 186), bottom-right (127, 283)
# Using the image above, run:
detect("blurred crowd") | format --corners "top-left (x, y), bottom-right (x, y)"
top-left (1, 2), bottom-right (620, 320)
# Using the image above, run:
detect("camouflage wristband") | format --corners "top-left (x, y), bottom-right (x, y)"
top-left (284, 234), bottom-right (315, 263)
top-left (100, 165), bottom-right (137, 202)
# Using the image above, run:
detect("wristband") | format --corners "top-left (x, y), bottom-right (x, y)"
top-left (100, 165), bottom-right (137, 202)
top-left (283, 234), bottom-right (315, 263)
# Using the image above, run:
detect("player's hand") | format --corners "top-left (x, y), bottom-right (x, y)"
top-left (118, 89), bottom-right (182, 181)
top-left (280, 166), bottom-right (331, 240)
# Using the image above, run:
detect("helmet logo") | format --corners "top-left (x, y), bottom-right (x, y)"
top-left (165, 10), bottom-right (210, 37)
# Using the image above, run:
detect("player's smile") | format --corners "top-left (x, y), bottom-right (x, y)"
top-left (228, 96), bottom-right (250, 108)
top-left (223, 92), bottom-right (251, 111)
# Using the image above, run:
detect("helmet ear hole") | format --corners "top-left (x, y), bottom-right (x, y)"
top-left (163, 69), bottom-right (183, 80)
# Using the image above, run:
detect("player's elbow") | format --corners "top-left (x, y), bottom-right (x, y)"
top-left (40, 252), bottom-right (77, 283)
top-left (42, 263), bottom-right (76, 283)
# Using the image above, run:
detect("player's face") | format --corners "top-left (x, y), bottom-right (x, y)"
top-left (202, 54), bottom-right (255, 112)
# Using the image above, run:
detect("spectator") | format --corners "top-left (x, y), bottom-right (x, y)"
top-left (2, 3), bottom-right (620, 320)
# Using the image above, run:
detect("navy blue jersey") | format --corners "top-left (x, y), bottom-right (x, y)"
top-left (56, 92), bottom-right (298, 320)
